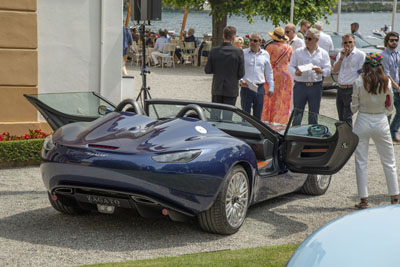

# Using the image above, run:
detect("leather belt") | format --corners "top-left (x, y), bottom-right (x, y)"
top-left (340, 84), bottom-right (353, 89)
top-left (256, 83), bottom-right (264, 87)
top-left (295, 81), bottom-right (322, 86)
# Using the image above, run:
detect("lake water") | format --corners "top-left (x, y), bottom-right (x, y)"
top-left (130, 10), bottom-right (399, 45)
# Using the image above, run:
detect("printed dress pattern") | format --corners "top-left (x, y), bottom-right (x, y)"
top-left (261, 42), bottom-right (293, 124)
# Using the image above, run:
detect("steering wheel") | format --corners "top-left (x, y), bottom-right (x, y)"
top-left (175, 104), bottom-right (206, 121)
top-left (115, 99), bottom-right (143, 115)
top-left (307, 124), bottom-right (329, 137)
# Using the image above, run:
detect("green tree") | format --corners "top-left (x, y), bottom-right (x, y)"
top-left (163, 0), bottom-right (337, 46)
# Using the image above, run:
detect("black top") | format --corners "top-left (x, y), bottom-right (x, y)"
top-left (205, 42), bottom-right (245, 97)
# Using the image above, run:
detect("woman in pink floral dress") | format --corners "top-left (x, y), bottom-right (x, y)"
top-left (261, 27), bottom-right (293, 124)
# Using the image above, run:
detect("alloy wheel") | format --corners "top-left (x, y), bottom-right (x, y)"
top-left (225, 171), bottom-right (249, 228)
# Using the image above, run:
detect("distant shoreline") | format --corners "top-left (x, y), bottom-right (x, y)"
top-left (336, 2), bottom-right (399, 13)
top-left (163, 3), bottom-right (399, 13)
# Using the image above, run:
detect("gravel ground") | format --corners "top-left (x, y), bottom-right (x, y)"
top-left (1, 65), bottom-right (399, 266)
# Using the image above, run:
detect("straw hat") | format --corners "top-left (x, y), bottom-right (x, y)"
top-left (268, 27), bottom-right (289, 42)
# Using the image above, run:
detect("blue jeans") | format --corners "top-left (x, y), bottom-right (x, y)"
top-left (240, 85), bottom-right (265, 119)
top-left (390, 90), bottom-right (400, 138)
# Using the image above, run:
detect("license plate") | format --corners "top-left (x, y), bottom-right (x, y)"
top-left (75, 193), bottom-right (130, 208)
top-left (85, 195), bottom-right (121, 206)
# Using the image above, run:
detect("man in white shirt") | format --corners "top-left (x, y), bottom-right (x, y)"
top-left (240, 32), bottom-right (274, 119)
top-left (289, 28), bottom-right (331, 125)
top-left (314, 21), bottom-right (334, 53)
top-left (333, 33), bottom-right (365, 127)
top-left (151, 30), bottom-right (169, 66)
top-left (285, 23), bottom-right (305, 52)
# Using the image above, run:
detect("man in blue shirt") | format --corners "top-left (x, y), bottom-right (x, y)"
top-left (240, 32), bottom-right (274, 120)
top-left (382, 32), bottom-right (400, 142)
top-left (151, 30), bottom-right (169, 67)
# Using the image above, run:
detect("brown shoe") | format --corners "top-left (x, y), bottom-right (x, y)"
top-left (391, 195), bottom-right (399, 204)
top-left (392, 137), bottom-right (400, 143)
top-left (355, 197), bottom-right (368, 209)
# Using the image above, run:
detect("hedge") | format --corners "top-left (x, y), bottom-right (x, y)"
top-left (0, 139), bottom-right (44, 167)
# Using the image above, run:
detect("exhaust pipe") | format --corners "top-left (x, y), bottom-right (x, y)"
top-left (54, 188), bottom-right (73, 194)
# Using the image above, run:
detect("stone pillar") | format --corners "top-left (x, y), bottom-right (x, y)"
top-left (0, 0), bottom-right (51, 135)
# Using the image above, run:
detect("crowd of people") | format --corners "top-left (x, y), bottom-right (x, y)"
top-left (204, 22), bottom-right (400, 209)
top-left (122, 20), bottom-right (400, 209)
top-left (122, 25), bottom-right (211, 69)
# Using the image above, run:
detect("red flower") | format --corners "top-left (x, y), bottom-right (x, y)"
top-left (245, 34), bottom-right (250, 38)
top-left (24, 134), bottom-right (30, 139)
top-left (0, 135), bottom-right (3, 141)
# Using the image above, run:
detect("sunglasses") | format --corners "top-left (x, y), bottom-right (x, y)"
top-left (343, 41), bottom-right (353, 45)
top-left (305, 37), bottom-right (314, 41)
top-left (389, 39), bottom-right (399, 43)
top-left (285, 30), bottom-right (292, 34)
top-left (250, 39), bottom-right (260, 43)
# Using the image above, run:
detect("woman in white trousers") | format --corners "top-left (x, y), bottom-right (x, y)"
top-left (351, 52), bottom-right (399, 209)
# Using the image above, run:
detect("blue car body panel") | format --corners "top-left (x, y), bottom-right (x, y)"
top-left (42, 112), bottom-right (258, 214)
top-left (287, 205), bottom-right (400, 267)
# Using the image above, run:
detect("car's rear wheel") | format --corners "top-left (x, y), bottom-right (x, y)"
top-left (198, 165), bottom-right (249, 235)
top-left (47, 192), bottom-right (89, 215)
top-left (300, 174), bottom-right (332, 195)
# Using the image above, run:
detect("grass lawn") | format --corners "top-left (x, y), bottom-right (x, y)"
top-left (82, 243), bottom-right (298, 267)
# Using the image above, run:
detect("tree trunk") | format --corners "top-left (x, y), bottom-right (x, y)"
top-left (210, 0), bottom-right (227, 47)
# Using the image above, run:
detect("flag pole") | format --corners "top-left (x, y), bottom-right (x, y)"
top-left (290, 0), bottom-right (294, 23)
top-left (125, 0), bottom-right (131, 28)
top-left (336, 0), bottom-right (342, 33)
top-left (179, 7), bottom-right (189, 40)
top-left (392, 0), bottom-right (397, 31)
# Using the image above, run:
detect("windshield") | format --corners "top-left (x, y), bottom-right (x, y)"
top-left (331, 34), bottom-right (374, 49)
top-left (27, 92), bottom-right (115, 117)
top-left (147, 103), bottom-right (262, 136)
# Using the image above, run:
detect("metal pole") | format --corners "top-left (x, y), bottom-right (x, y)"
top-left (336, 0), bottom-right (342, 33)
top-left (392, 0), bottom-right (397, 31)
top-left (290, 0), bottom-right (294, 23)
top-left (179, 7), bottom-right (189, 40)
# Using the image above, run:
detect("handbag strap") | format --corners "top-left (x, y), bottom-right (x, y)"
top-left (273, 45), bottom-right (290, 67)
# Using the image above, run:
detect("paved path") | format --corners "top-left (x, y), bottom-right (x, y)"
top-left (0, 66), bottom-right (398, 266)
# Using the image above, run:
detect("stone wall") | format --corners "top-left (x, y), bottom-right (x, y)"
top-left (0, 0), bottom-right (51, 135)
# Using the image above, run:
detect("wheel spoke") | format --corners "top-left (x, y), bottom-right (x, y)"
top-left (224, 170), bottom-right (250, 228)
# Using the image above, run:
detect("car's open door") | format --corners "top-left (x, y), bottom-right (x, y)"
top-left (282, 109), bottom-right (359, 175)
top-left (24, 92), bottom-right (115, 131)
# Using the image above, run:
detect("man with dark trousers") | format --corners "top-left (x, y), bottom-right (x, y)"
top-left (332, 33), bottom-right (365, 127)
top-left (205, 26), bottom-right (245, 120)
top-left (382, 32), bottom-right (400, 142)
top-left (289, 28), bottom-right (331, 125)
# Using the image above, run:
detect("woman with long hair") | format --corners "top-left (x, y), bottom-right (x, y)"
top-left (351, 52), bottom-right (399, 209)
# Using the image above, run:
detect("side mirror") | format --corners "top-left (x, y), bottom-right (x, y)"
top-left (98, 105), bottom-right (113, 115)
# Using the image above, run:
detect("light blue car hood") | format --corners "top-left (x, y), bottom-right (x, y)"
top-left (287, 205), bottom-right (400, 267)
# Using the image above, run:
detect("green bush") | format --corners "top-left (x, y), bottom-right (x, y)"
top-left (0, 139), bottom-right (44, 167)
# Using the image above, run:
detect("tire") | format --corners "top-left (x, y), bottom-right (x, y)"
top-left (300, 174), bottom-right (332, 195)
top-left (198, 165), bottom-right (249, 235)
top-left (47, 192), bottom-right (89, 215)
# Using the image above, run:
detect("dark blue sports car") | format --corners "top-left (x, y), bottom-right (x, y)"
top-left (25, 92), bottom-right (358, 235)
